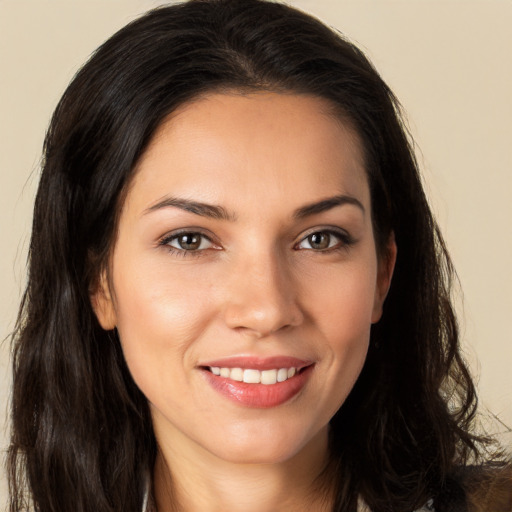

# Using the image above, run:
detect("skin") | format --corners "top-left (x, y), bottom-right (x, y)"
top-left (93, 92), bottom-right (396, 511)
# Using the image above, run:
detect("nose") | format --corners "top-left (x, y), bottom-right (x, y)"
top-left (222, 250), bottom-right (304, 338)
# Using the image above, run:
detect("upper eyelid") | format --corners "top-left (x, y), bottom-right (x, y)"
top-left (296, 225), bottom-right (351, 240)
top-left (158, 228), bottom-right (217, 244)
top-left (158, 231), bottom-right (220, 256)
top-left (294, 227), bottom-right (355, 249)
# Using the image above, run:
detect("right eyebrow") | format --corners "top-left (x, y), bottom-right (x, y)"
top-left (143, 196), bottom-right (237, 221)
top-left (293, 194), bottom-right (365, 219)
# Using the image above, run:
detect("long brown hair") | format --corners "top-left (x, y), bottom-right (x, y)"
top-left (8, 1), bottom-right (509, 511)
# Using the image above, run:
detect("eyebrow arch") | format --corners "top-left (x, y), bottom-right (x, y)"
top-left (144, 196), bottom-right (237, 221)
top-left (293, 194), bottom-right (365, 219)
top-left (144, 194), bottom-right (364, 221)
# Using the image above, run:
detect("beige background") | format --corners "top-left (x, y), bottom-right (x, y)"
top-left (1, 0), bottom-right (511, 506)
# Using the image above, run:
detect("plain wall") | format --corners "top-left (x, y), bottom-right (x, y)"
top-left (1, 0), bottom-right (511, 505)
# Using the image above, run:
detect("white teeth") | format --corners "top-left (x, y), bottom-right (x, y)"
top-left (209, 366), bottom-right (300, 384)
top-left (277, 368), bottom-right (288, 382)
top-left (261, 369), bottom-right (277, 385)
top-left (243, 369), bottom-right (260, 384)
top-left (230, 368), bottom-right (243, 382)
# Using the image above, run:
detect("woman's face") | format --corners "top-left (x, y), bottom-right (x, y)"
top-left (93, 92), bottom-right (395, 466)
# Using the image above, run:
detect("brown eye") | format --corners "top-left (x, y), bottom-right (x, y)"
top-left (165, 232), bottom-right (213, 252)
top-left (177, 233), bottom-right (202, 250)
top-left (296, 229), bottom-right (351, 252)
top-left (307, 232), bottom-right (331, 250)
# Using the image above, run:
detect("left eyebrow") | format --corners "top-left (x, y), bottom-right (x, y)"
top-left (143, 196), bottom-right (236, 221)
top-left (293, 195), bottom-right (365, 219)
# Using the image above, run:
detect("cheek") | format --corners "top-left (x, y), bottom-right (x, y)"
top-left (327, 276), bottom-right (375, 370)
top-left (320, 284), bottom-right (372, 377)
top-left (111, 257), bottom-right (215, 393)
top-left (302, 255), bottom-right (378, 338)
top-left (299, 257), bottom-right (377, 403)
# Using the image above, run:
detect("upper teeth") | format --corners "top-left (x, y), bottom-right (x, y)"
top-left (210, 367), bottom-right (297, 385)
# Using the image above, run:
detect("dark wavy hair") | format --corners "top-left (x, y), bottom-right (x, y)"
top-left (8, 1), bottom-right (509, 511)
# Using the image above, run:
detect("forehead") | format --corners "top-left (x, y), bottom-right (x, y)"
top-left (126, 92), bottom-right (369, 218)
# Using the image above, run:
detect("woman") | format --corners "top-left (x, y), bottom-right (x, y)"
top-left (7, 0), bottom-right (511, 511)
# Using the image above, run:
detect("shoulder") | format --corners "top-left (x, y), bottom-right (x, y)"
top-left (357, 462), bottom-right (512, 512)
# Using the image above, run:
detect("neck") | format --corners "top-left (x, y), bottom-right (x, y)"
top-left (153, 427), bottom-right (334, 512)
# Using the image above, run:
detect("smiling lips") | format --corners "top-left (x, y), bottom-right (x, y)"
top-left (201, 357), bottom-right (313, 408)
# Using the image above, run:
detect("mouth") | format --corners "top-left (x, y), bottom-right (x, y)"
top-left (199, 358), bottom-right (314, 408)
top-left (205, 365), bottom-right (305, 385)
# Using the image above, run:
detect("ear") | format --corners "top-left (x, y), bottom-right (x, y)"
top-left (90, 269), bottom-right (117, 330)
top-left (371, 232), bottom-right (397, 324)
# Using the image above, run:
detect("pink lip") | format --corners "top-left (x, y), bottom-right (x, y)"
top-left (200, 355), bottom-right (312, 371)
top-left (199, 357), bottom-right (314, 408)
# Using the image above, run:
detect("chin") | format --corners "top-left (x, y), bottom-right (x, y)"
top-left (205, 420), bottom-right (329, 466)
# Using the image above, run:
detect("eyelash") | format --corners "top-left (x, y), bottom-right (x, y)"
top-left (293, 228), bottom-right (355, 253)
top-left (158, 230), bottom-right (218, 258)
top-left (158, 228), bottom-right (355, 257)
